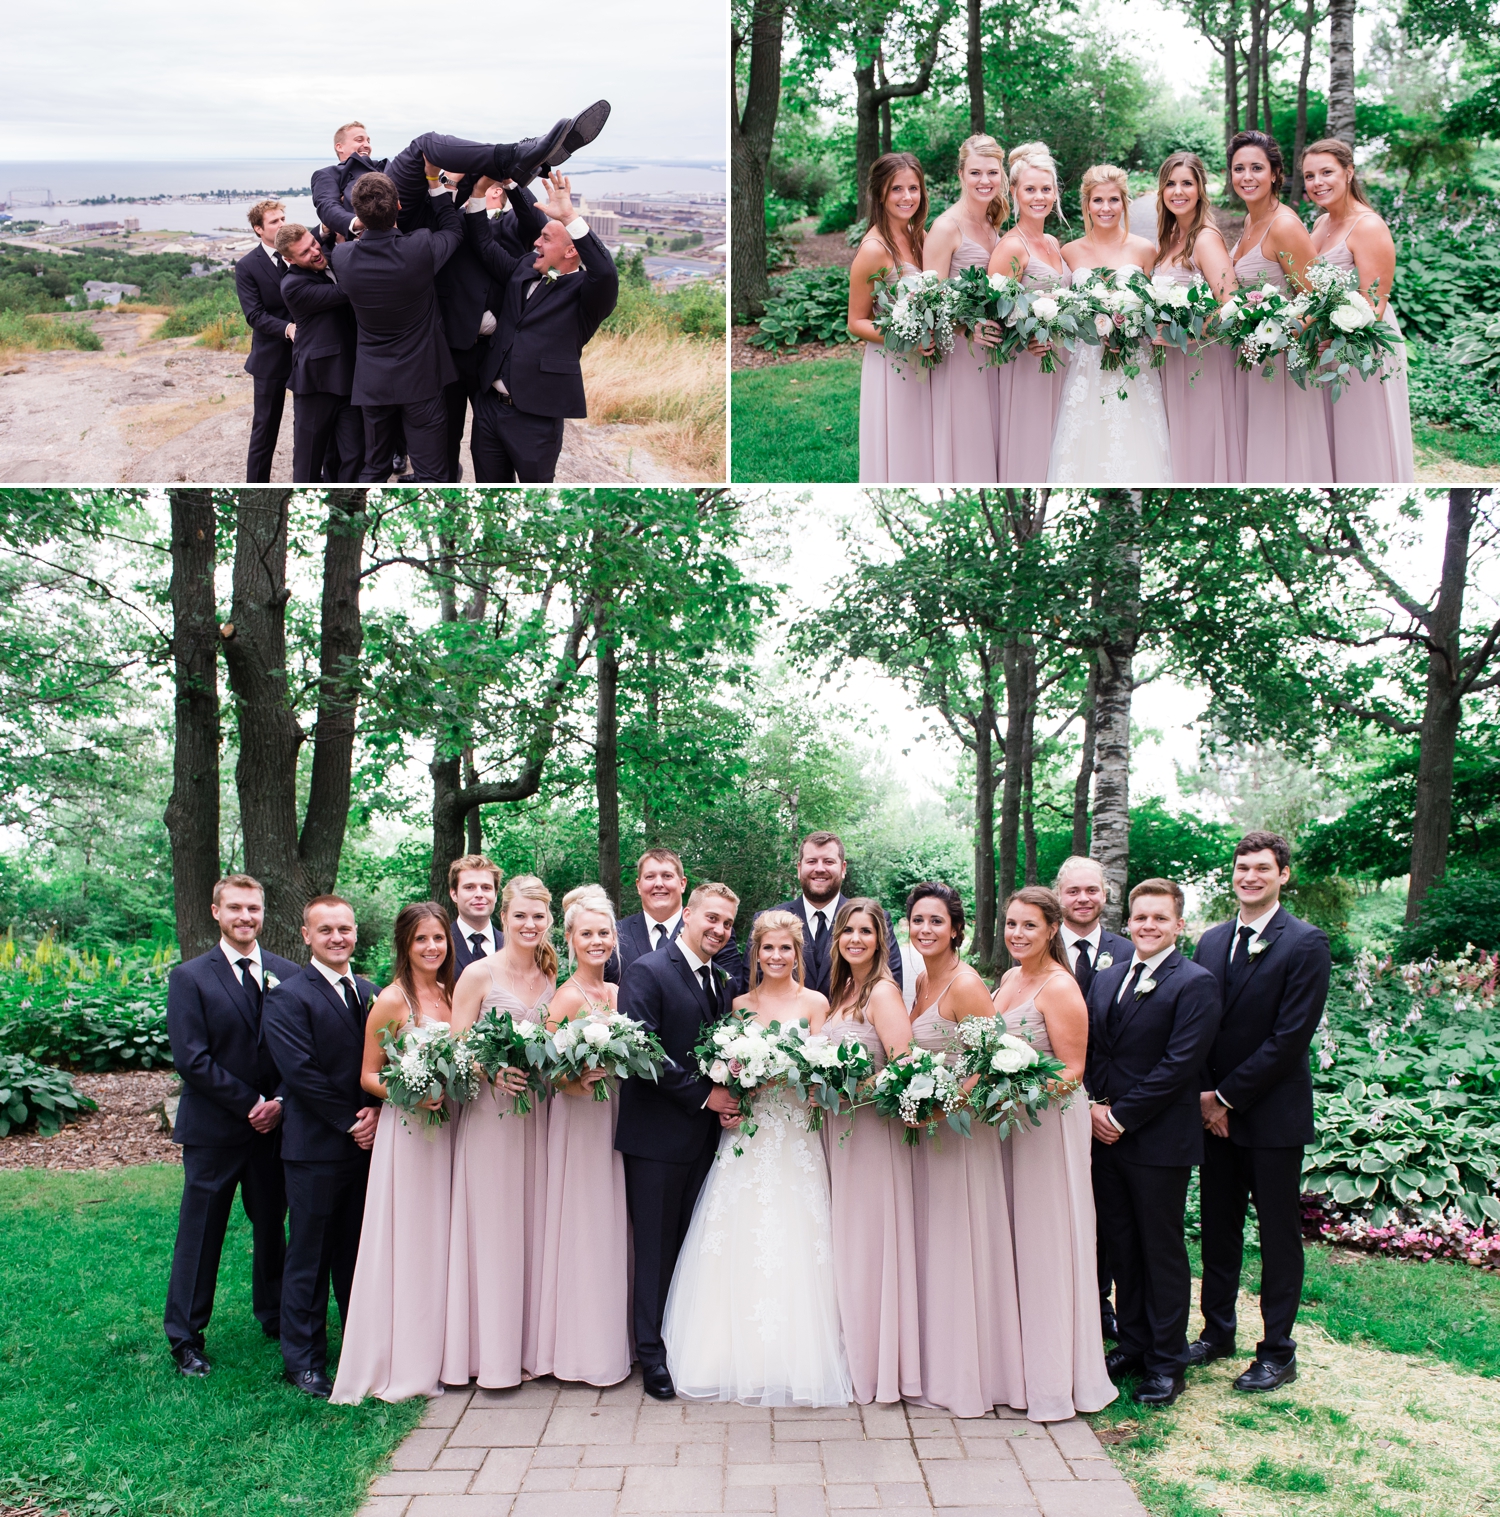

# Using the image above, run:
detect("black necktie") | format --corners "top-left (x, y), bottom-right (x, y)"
top-left (274, 252), bottom-right (286, 272)
top-left (653, 923), bottom-right (668, 950)
top-left (698, 965), bottom-right (716, 1008)
top-left (812, 910), bottom-right (827, 945)
top-left (1227, 924), bottom-right (1256, 991)
top-left (469, 932), bottom-right (487, 958)
top-left (236, 957), bottom-right (261, 1009)
top-left (1108, 962), bottom-right (1147, 1039)
top-left (1073, 940), bottom-right (1093, 995)
top-left (340, 976), bottom-right (362, 1016)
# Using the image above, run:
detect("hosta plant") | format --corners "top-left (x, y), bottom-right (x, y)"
top-left (0, 1053), bottom-right (97, 1136)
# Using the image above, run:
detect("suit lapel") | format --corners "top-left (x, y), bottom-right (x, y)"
top-left (667, 942), bottom-right (715, 1020)
top-left (1112, 950), bottom-right (1181, 1039)
top-left (209, 948), bottom-right (259, 1033)
top-left (308, 964), bottom-right (363, 1040)
top-left (1226, 911), bottom-right (1287, 1012)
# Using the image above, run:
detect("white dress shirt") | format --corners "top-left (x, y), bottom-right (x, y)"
top-left (311, 956), bottom-right (359, 994)
top-left (219, 938), bottom-right (263, 988)
top-left (802, 897), bottom-right (840, 942)
top-left (1103, 942), bottom-right (1179, 1132)
top-left (1213, 903), bottom-right (1282, 1110)
top-left (459, 919), bottom-right (497, 958)
top-left (641, 909), bottom-right (681, 953)
top-left (260, 239), bottom-right (281, 267)
top-left (1060, 923), bottom-right (1103, 972)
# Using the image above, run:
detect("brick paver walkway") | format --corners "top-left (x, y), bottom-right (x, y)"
top-left (359, 1374), bottom-right (1147, 1517)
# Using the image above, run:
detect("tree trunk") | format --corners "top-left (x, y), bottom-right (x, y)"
top-left (877, 53), bottom-right (894, 155)
top-left (1225, 35), bottom-right (1241, 151)
top-left (1071, 661), bottom-right (1098, 856)
top-left (967, 0), bottom-right (985, 135)
top-left (1021, 675), bottom-right (1038, 887)
top-left (642, 650), bottom-right (660, 844)
top-left (429, 753), bottom-right (468, 904)
top-left (854, 6), bottom-right (953, 220)
top-left (463, 750), bottom-right (483, 853)
top-left (730, 0), bottom-right (786, 320)
top-left (972, 699), bottom-right (998, 969)
top-left (1246, 0), bottom-right (1263, 137)
top-left (164, 488), bottom-right (222, 960)
top-left (595, 627), bottom-right (622, 909)
top-left (998, 637), bottom-right (1033, 908)
top-left (1292, 0), bottom-right (1317, 201)
top-left (1328, 0), bottom-right (1356, 147)
top-left (1406, 490), bottom-right (1474, 922)
top-left (1262, 24), bottom-right (1274, 134)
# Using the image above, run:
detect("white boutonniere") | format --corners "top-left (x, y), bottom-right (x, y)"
top-left (263, 972), bottom-right (280, 990)
top-left (1248, 938), bottom-right (1269, 957)
top-left (1095, 952), bottom-right (1114, 970)
top-left (1134, 976), bottom-right (1157, 998)
top-left (542, 266), bottom-right (560, 283)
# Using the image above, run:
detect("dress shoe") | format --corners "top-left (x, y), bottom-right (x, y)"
top-left (555, 101), bottom-right (612, 165)
top-left (1104, 1347), bottom-right (1144, 1380)
top-left (1187, 1338), bottom-right (1235, 1367)
top-left (1100, 1304), bottom-right (1118, 1341)
top-left (1233, 1356), bottom-right (1297, 1392)
top-left (641, 1365), bottom-right (676, 1401)
top-left (1133, 1372), bottom-right (1186, 1406)
top-left (171, 1345), bottom-right (211, 1378)
top-left (284, 1367), bottom-right (333, 1399)
top-left (495, 120), bottom-right (573, 184)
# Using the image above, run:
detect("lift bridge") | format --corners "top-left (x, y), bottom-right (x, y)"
top-left (7, 187), bottom-right (54, 209)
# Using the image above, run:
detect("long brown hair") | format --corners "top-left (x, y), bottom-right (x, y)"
top-left (958, 133), bottom-right (1010, 230)
top-left (1302, 138), bottom-right (1373, 210)
top-left (826, 897), bottom-right (896, 1023)
top-left (747, 908), bottom-right (806, 993)
top-left (1155, 151), bottom-right (1215, 268)
top-left (866, 152), bottom-right (928, 268)
top-left (1003, 887), bottom-right (1072, 972)
top-left (392, 902), bottom-right (457, 1008)
top-left (501, 874), bottom-right (559, 980)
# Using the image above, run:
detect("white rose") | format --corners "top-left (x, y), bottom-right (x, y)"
top-left (1252, 319), bottom-right (1281, 346)
top-left (1331, 297), bottom-right (1375, 331)
top-left (513, 1020), bottom-right (537, 1039)
top-left (727, 1036), bottom-right (755, 1060)
top-left (583, 1022), bottom-right (611, 1047)
top-left (709, 1059), bottom-right (729, 1083)
top-left (1220, 299), bottom-right (1240, 323)
top-left (890, 296), bottom-right (912, 325)
top-left (552, 1025), bottom-right (577, 1051)
top-left (988, 272), bottom-right (1011, 292)
top-left (1094, 313), bottom-right (1114, 337)
top-left (907, 1074), bottom-right (936, 1101)
top-left (1030, 295), bottom-right (1059, 323)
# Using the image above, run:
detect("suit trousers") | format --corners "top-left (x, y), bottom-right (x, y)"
top-left (279, 1152), bottom-right (370, 1374)
top-left (622, 1137), bottom-right (717, 1371)
top-left (164, 1135), bottom-right (287, 1352)
top-left (1199, 1135), bottom-right (1305, 1363)
top-left (246, 376), bottom-right (289, 482)
top-left (359, 395), bottom-right (448, 482)
top-left (1091, 1141), bottom-right (1192, 1379)
top-left (444, 344), bottom-right (486, 482)
top-left (471, 389), bottom-right (566, 483)
top-left (292, 392), bottom-right (363, 483)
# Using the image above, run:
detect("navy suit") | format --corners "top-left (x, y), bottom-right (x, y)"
top-left (605, 910), bottom-right (745, 988)
top-left (1086, 948), bottom-right (1221, 1378)
top-left (450, 923), bottom-right (504, 977)
top-left (311, 154), bottom-right (388, 242)
top-left (615, 940), bottom-right (731, 1372)
top-left (262, 963), bottom-right (380, 1376)
top-left (233, 244), bottom-right (293, 481)
top-left (280, 264), bottom-right (361, 483)
top-left (163, 944), bottom-right (301, 1354)
top-left (1195, 906), bottom-right (1331, 1364)
top-left (739, 896), bottom-right (903, 999)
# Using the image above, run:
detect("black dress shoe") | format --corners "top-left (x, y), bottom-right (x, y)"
top-left (1234, 1356), bottom-right (1297, 1392)
top-left (496, 120), bottom-right (573, 184)
top-left (284, 1367), bottom-right (333, 1399)
top-left (1187, 1338), bottom-right (1235, 1367)
top-left (556, 101), bottom-right (612, 164)
top-left (1133, 1373), bottom-right (1186, 1406)
top-left (1100, 1306), bottom-right (1118, 1341)
top-left (1105, 1347), bottom-right (1144, 1380)
top-left (171, 1345), bottom-right (211, 1378)
top-left (641, 1365), bottom-right (676, 1401)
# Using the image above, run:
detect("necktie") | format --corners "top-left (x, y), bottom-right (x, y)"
top-left (1073, 940), bottom-right (1093, 995)
top-left (274, 252), bottom-right (286, 272)
top-left (698, 965), bottom-right (716, 1008)
top-left (653, 923), bottom-right (668, 950)
top-left (812, 910), bottom-right (827, 945)
top-left (469, 932), bottom-right (487, 958)
top-left (340, 976), bottom-right (362, 1017)
top-left (236, 957), bottom-right (261, 1010)
top-left (1107, 961), bottom-right (1147, 1039)
top-left (1227, 924), bottom-right (1256, 991)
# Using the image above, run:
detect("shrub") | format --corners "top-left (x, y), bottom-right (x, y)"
top-left (1399, 873), bottom-right (1500, 960)
top-left (153, 284), bottom-right (248, 343)
top-left (817, 196), bottom-right (859, 235)
top-left (745, 266), bottom-right (854, 351)
top-left (0, 1053), bottom-right (96, 1136)
top-left (0, 310), bottom-right (103, 352)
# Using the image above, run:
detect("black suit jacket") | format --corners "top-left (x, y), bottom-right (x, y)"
top-left (280, 266), bottom-right (357, 397)
top-left (167, 946), bottom-right (303, 1147)
top-left (311, 154), bottom-right (388, 241)
top-left (234, 244), bottom-right (294, 382)
top-left (465, 212), bottom-right (619, 417)
top-left (450, 925), bottom-right (505, 977)
top-left (262, 963), bottom-right (380, 1164)
top-left (436, 187), bottom-right (548, 352)
top-left (1071, 926), bottom-right (1134, 999)
top-left (330, 192), bottom-right (464, 406)
top-left (742, 897), bottom-right (904, 998)
top-left (1085, 948), bottom-right (1222, 1167)
top-left (614, 940), bottom-right (731, 1163)
top-left (606, 911), bottom-right (746, 987)
top-left (1197, 907), bottom-right (1331, 1148)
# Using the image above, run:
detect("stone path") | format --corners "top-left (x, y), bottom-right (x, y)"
top-left (360, 1374), bottom-right (1146, 1517)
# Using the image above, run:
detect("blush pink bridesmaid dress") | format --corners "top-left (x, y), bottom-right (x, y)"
top-left (1155, 257), bottom-right (1243, 483)
top-left (994, 236), bottom-right (1069, 483)
top-left (1317, 214), bottom-right (1415, 483)
top-left (858, 261), bottom-right (936, 483)
top-left (931, 233), bottom-right (1000, 483)
top-left (822, 1008), bottom-right (922, 1405)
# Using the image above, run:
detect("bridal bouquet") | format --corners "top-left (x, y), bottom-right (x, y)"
top-left (955, 1017), bottom-right (1070, 1139)
top-left (778, 1021), bottom-right (876, 1132)
top-left (872, 1047), bottom-right (970, 1147)
top-left (1068, 268), bottom-right (1163, 384)
top-left (462, 1008), bottom-right (551, 1116)
top-left (547, 1012), bottom-right (667, 1102)
top-left (378, 1020), bottom-right (481, 1130)
top-left (1148, 274), bottom-right (1222, 356)
top-left (1215, 281), bottom-right (1311, 383)
top-left (872, 269), bottom-right (957, 372)
top-left (1006, 285), bottom-right (1087, 374)
top-left (1295, 262), bottom-right (1401, 401)
top-left (694, 1013), bottom-right (796, 1149)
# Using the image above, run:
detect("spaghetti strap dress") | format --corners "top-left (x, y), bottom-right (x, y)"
top-left (931, 232), bottom-right (1000, 483)
top-left (1155, 254), bottom-right (1243, 482)
top-left (994, 236), bottom-right (1069, 483)
top-left (859, 255), bottom-right (936, 483)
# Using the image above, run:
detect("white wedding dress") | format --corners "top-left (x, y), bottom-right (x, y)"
top-left (662, 1084), bottom-right (852, 1406)
top-left (1046, 264), bottom-right (1173, 483)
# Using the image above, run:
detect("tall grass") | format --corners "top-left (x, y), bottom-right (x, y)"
top-left (0, 309), bottom-right (103, 353)
top-left (152, 283), bottom-right (249, 347)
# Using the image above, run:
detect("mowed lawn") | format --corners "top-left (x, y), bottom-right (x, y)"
top-left (731, 351), bottom-right (861, 482)
top-left (0, 1168), bottom-right (422, 1517)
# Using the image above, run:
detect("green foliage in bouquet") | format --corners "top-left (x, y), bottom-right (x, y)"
top-left (0, 1053), bottom-right (96, 1136)
top-left (462, 1008), bottom-right (550, 1116)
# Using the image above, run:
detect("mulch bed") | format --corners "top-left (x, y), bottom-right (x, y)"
top-left (0, 1070), bottom-right (181, 1170)
top-left (731, 325), bottom-right (860, 371)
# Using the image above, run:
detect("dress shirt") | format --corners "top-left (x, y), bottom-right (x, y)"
top-left (642, 909), bottom-right (682, 951)
top-left (218, 938), bottom-right (264, 988)
top-left (802, 897), bottom-right (839, 941)
top-left (259, 239), bottom-right (282, 268)
top-left (1103, 942), bottom-right (1179, 1133)
top-left (309, 957), bottom-right (367, 1131)
top-left (1060, 923), bottom-right (1103, 972)
top-left (459, 919), bottom-right (497, 957)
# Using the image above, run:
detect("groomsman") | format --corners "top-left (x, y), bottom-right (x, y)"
top-left (1055, 854), bottom-right (1134, 1339)
top-left (1192, 831), bottom-right (1331, 1392)
top-left (163, 875), bottom-right (301, 1377)
top-left (606, 847), bottom-right (744, 985)
top-left (448, 852), bottom-right (504, 974)
top-left (1086, 878), bottom-right (1221, 1406)
top-left (262, 896), bottom-right (379, 1398)
top-left (234, 199), bottom-right (294, 482)
top-left (752, 831), bottom-right (902, 996)
top-left (311, 122), bottom-right (385, 242)
top-left (615, 883), bottom-right (744, 1401)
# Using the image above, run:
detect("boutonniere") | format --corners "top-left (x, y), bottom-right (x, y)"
top-left (1248, 937), bottom-right (1269, 956)
top-left (1134, 976), bottom-right (1158, 998)
top-left (542, 266), bottom-right (560, 283)
top-left (263, 972), bottom-right (280, 990)
top-left (1095, 952), bottom-right (1114, 970)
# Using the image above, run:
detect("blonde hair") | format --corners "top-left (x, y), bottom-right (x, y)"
top-left (687, 881), bottom-right (739, 910)
top-left (334, 121), bottom-right (366, 148)
top-left (501, 874), bottom-right (559, 980)
top-left (1007, 141), bottom-right (1065, 230)
top-left (747, 909), bottom-right (806, 993)
top-left (826, 898), bottom-right (897, 1023)
top-left (1080, 164), bottom-right (1131, 236)
top-left (561, 885), bottom-right (617, 963)
top-left (958, 134), bottom-right (1010, 229)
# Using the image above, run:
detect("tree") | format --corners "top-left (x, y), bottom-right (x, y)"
top-left (966, 0), bottom-right (985, 134)
top-left (1290, 0), bottom-right (1325, 199)
top-left (1327, 0), bottom-right (1356, 146)
top-left (731, 0), bottom-right (788, 321)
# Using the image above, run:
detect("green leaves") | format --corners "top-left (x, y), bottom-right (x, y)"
top-left (745, 267), bottom-right (854, 351)
top-left (0, 1053), bottom-right (96, 1136)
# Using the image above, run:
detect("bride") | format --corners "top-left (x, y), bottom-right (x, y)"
top-left (1047, 163), bottom-right (1173, 483)
top-left (662, 910), bottom-right (853, 1406)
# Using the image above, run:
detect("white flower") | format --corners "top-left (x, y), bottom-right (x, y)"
top-left (1135, 976), bottom-right (1157, 998)
top-left (263, 972), bottom-right (280, 989)
top-left (1220, 298), bottom-right (1240, 322)
top-left (1094, 313), bottom-right (1114, 337)
top-left (1248, 938), bottom-right (1270, 957)
top-left (1031, 295), bottom-right (1059, 323)
top-left (709, 1059), bottom-right (729, 1083)
top-left (890, 296), bottom-right (912, 327)
top-left (583, 1021), bottom-right (611, 1047)
top-left (1155, 284), bottom-right (1191, 309)
top-left (988, 272), bottom-right (1012, 292)
top-left (1113, 267), bottom-right (1136, 289)
top-left (1095, 953), bottom-right (1114, 970)
top-left (1331, 295), bottom-right (1376, 331)
top-left (1252, 319), bottom-right (1281, 346)
top-left (552, 1024), bottom-right (577, 1051)
top-left (513, 1019), bottom-right (538, 1039)
top-left (907, 1073), bottom-right (936, 1101)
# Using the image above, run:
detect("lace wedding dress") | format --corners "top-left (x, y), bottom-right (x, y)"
top-left (1046, 264), bottom-right (1173, 483)
top-left (662, 1083), bottom-right (852, 1406)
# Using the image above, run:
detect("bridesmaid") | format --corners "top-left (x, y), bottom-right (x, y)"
top-left (1152, 151), bottom-right (1243, 482)
top-left (442, 875), bottom-right (557, 1389)
top-left (991, 888), bottom-right (1117, 1422)
top-left (531, 886), bottom-right (631, 1387)
top-left (810, 898), bottom-right (922, 1406)
top-left (1304, 137), bottom-right (1415, 482)
top-left (331, 903), bottom-right (456, 1404)
top-left (925, 134), bottom-right (1008, 482)
top-left (851, 152), bottom-right (935, 483)
top-left (1227, 129), bottom-right (1333, 481)
top-left (905, 882), bottom-right (1026, 1418)
top-left (988, 141), bottom-right (1069, 483)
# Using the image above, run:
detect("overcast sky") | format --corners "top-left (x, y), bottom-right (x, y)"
top-left (3, 0), bottom-right (726, 162)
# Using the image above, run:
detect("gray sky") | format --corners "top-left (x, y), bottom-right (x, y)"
top-left (4, 0), bottom-right (725, 162)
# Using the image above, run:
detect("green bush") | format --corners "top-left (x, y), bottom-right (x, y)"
top-left (1399, 872), bottom-right (1500, 960)
top-left (1408, 334), bottom-right (1500, 434)
top-left (0, 1053), bottom-right (96, 1136)
top-left (599, 277), bottom-right (725, 341)
top-left (745, 266), bottom-right (854, 351)
top-left (0, 310), bottom-right (103, 352)
top-left (153, 284), bottom-right (247, 342)
top-left (817, 196), bottom-right (859, 235)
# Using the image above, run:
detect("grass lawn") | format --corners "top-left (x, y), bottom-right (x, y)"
top-left (1413, 421), bottom-right (1500, 473)
top-left (731, 352), bottom-right (860, 482)
top-left (0, 1167), bottom-right (422, 1517)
